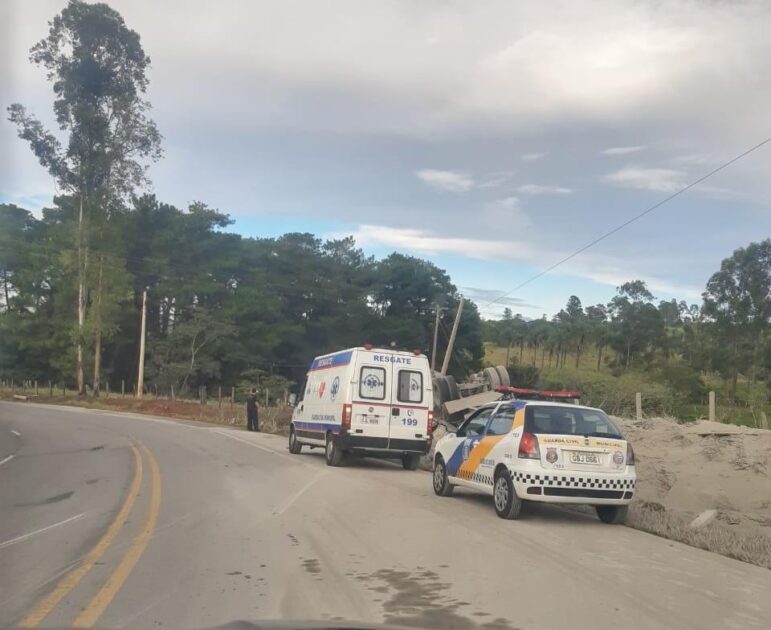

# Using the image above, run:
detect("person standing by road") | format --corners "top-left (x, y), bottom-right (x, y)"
top-left (246, 388), bottom-right (259, 432)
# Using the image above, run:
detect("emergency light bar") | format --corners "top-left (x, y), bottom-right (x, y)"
top-left (495, 386), bottom-right (582, 401)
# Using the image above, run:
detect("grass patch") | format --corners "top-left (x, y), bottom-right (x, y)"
top-left (628, 503), bottom-right (771, 570)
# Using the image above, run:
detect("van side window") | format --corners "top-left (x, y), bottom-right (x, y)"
top-left (397, 370), bottom-right (423, 404)
top-left (359, 366), bottom-right (386, 400)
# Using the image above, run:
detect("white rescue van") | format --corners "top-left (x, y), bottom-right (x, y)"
top-left (288, 346), bottom-right (434, 469)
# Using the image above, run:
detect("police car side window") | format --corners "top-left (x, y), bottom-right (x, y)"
top-left (459, 409), bottom-right (492, 437)
top-left (486, 409), bottom-right (516, 436)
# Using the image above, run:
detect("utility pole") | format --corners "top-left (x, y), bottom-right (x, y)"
top-left (440, 297), bottom-right (463, 376)
top-left (430, 305), bottom-right (442, 373)
top-left (136, 289), bottom-right (147, 400)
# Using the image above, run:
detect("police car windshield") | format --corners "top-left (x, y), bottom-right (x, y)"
top-left (524, 405), bottom-right (623, 439)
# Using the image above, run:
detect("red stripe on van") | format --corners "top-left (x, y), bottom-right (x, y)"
top-left (352, 400), bottom-right (429, 411)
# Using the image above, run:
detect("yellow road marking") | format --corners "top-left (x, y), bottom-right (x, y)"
top-left (19, 445), bottom-right (143, 628)
top-left (73, 443), bottom-right (162, 628)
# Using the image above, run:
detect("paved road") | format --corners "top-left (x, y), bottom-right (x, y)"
top-left (1, 401), bottom-right (770, 629)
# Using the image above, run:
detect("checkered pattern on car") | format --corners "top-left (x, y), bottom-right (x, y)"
top-left (511, 471), bottom-right (636, 490)
top-left (456, 469), bottom-right (494, 485)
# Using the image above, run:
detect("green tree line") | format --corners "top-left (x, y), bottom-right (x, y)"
top-left (483, 241), bottom-right (771, 404)
top-left (1, 1), bottom-right (482, 397)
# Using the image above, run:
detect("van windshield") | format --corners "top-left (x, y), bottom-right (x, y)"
top-left (524, 405), bottom-right (623, 439)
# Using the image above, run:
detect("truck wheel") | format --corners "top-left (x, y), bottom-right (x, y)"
top-left (483, 367), bottom-right (501, 390)
top-left (445, 375), bottom-right (460, 401)
top-left (325, 433), bottom-right (344, 466)
top-left (596, 505), bottom-right (629, 524)
top-left (401, 453), bottom-right (420, 470)
top-left (493, 469), bottom-right (523, 519)
top-left (436, 377), bottom-right (450, 405)
top-left (495, 365), bottom-right (511, 387)
top-left (288, 427), bottom-right (302, 454)
top-left (433, 456), bottom-right (454, 497)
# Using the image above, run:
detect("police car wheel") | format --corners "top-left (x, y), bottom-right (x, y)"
top-left (325, 434), bottom-right (344, 466)
top-left (595, 505), bottom-right (628, 524)
top-left (433, 456), bottom-right (454, 497)
top-left (493, 470), bottom-right (523, 519)
top-left (288, 428), bottom-right (302, 454)
top-left (401, 453), bottom-right (420, 470)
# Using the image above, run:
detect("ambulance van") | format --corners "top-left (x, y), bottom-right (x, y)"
top-left (289, 346), bottom-right (434, 469)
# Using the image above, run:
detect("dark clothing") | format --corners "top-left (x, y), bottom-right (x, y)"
top-left (246, 394), bottom-right (259, 431)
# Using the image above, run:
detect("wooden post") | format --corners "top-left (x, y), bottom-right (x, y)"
top-left (136, 289), bottom-right (147, 399)
top-left (265, 388), bottom-right (269, 407)
top-left (708, 391), bottom-right (716, 423)
top-left (121, 379), bottom-right (125, 397)
top-left (230, 386), bottom-right (235, 409)
top-left (760, 411), bottom-right (769, 430)
top-left (635, 392), bottom-right (642, 421)
top-left (49, 380), bottom-right (53, 398)
top-left (218, 386), bottom-right (222, 408)
top-left (441, 297), bottom-right (464, 376)
top-left (171, 384), bottom-right (175, 401)
top-left (62, 383), bottom-right (66, 397)
top-left (34, 380), bottom-right (38, 396)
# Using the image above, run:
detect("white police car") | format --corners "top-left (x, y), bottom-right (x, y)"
top-left (432, 399), bottom-right (636, 523)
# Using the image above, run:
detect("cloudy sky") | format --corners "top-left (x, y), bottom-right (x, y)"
top-left (3, 0), bottom-right (771, 318)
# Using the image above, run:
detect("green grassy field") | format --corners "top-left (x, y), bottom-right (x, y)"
top-left (484, 342), bottom-right (770, 427)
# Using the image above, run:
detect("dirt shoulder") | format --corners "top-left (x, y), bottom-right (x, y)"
top-left (618, 416), bottom-right (771, 568)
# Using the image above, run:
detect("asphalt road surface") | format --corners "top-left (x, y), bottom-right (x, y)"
top-left (1, 401), bottom-right (770, 629)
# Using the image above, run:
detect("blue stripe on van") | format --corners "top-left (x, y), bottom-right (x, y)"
top-left (309, 350), bottom-right (353, 371)
top-left (293, 421), bottom-right (341, 434)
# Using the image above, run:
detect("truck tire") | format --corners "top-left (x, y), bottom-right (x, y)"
top-left (493, 469), bottom-right (523, 519)
top-left (288, 427), bottom-right (302, 454)
top-left (433, 456), bottom-right (454, 497)
top-left (325, 433), bottom-right (344, 466)
top-left (495, 365), bottom-right (510, 387)
top-left (401, 453), bottom-right (420, 470)
top-left (596, 505), bottom-right (628, 524)
top-left (445, 375), bottom-right (460, 401)
top-left (435, 377), bottom-right (450, 406)
top-left (484, 367), bottom-right (501, 390)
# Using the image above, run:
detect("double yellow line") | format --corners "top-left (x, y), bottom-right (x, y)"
top-left (20, 442), bottom-right (162, 628)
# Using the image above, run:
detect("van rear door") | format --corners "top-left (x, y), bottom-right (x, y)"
top-left (388, 360), bottom-right (430, 449)
top-left (350, 353), bottom-right (391, 447)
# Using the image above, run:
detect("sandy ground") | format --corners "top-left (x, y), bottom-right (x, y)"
top-left (617, 416), bottom-right (771, 537)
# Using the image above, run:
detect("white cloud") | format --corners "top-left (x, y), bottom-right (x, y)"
top-left (602, 166), bottom-right (685, 192)
top-left (477, 171), bottom-right (514, 189)
top-left (482, 197), bottom-right (531, 228)
top-left (601, 145), bottom-right (647, 155)
top-left (415, 169), bottom-right (474, 192)
top-left (521, 152), bottom-right (548, 161)
top-left (517, 184), bottom-right (573, 195)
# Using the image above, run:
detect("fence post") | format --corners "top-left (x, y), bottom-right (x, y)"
top-left (171, 384), bottom-right (175, 401)
top-left (106, 381), bottom-right (110, 398)
top-left (230, 386), bottom-right (235, 409)
top-left (62, 383), bottom-right (65, 397)
top-left (34, 380), bottom-right (38, 396)
top-left (709, 391), bottom-right (716, 423)
top-left (49, 380), bottom-right (53, 398)
top-left (761, 411), bottom-right (769, 430)
top-left (265, 388), bottom-right (269, 407)
top-left (218, 386), bottom-right (222, 409)
top-left (635, 392), bottom-right (642, 421)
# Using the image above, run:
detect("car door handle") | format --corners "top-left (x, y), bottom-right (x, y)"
top-left (392, 408), bottom-right (400, 416)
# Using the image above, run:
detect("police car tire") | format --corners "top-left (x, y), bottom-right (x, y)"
top-left (325, 434), bottom-right (344, 466)
top-left (288, 427), bottom-right (302, 454)
top-left (495, 365), bottom-right (510, 387)
top-left (401, 453), bottom-right (420, 470)
top-left (433, 456), bottom-right (454, 497)
top-left (595, 505), bottom-right (628, 524)
top-left (445, 375), bottom-right (460, 401)
top-left (493, 469), bottom-right (523, 519)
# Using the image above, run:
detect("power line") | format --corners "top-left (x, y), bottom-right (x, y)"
top-left (482, 135), bottom-right (771, 312)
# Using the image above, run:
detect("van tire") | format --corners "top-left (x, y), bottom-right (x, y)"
top-left (325, 433), bottom-right (344, 466)
top-left (596, 505), bottom-right (628, 524)
top-left (288, 427), bottom-right (302, 454)
top-left (401, 453), bottom-right (420, 470)
top-left (493, 469), bottom-right (523, 519)
top-left (433, 456), bottom-right (454, 497)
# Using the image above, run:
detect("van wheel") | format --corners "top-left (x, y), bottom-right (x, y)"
top-left (596, 505), bottom-right (628, 524)
top-left (325, 433), bottom-right (344, 466)
top-left (493, 469), bottom-right (523, 519)
top-left (433, 456), bottom-right (454, 497)
top-left (288, 427), bottom-right (302, 454)
top-left (401, 453), bottom-right (420, 470)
